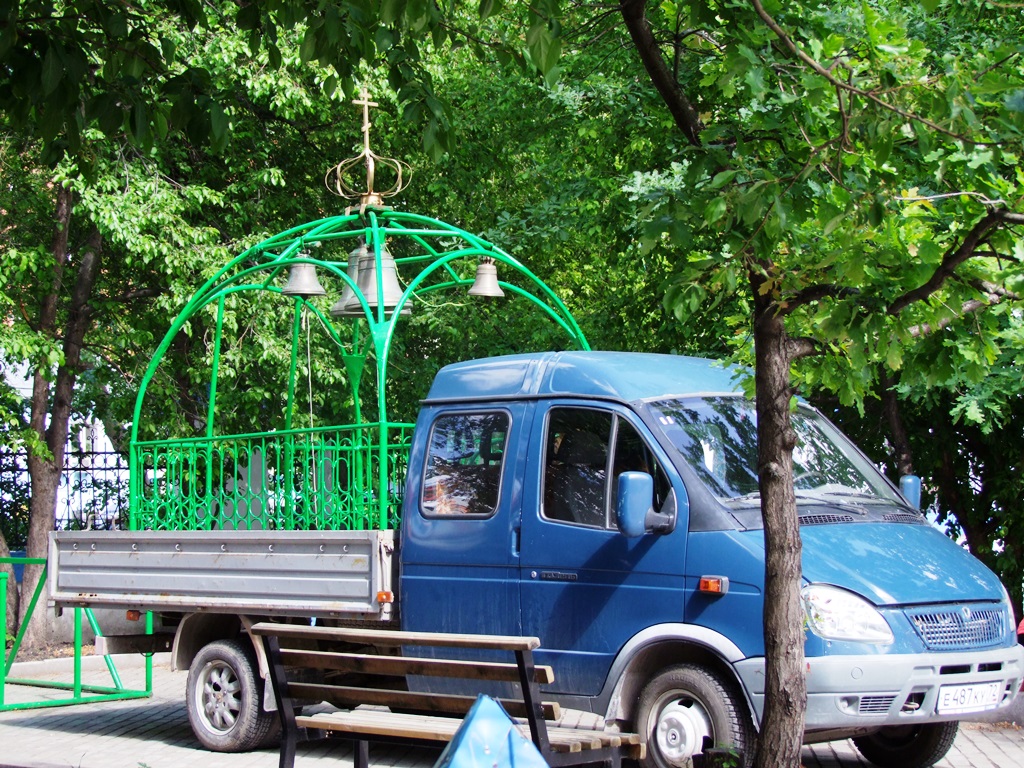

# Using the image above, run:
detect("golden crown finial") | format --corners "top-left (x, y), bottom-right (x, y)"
top-left (326, 88), bottom-right (412, 210)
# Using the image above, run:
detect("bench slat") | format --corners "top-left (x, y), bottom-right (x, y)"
top-left (297, 711), bottom-right (603, 754)
top-left (297, 711), bottom-right (459, 743)
top-left (287, 681), bottom-right (561, 721)
top-left (252, 622), bottom-right (540, 651)
top-left (279, 648), bottom-right (555, 685)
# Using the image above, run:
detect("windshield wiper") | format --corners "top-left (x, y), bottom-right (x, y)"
top-left (819, 490), bottom-right (901, 505)
top-left (724, 492), bottom-right (761, 504)
top-left (793, 490), bottom-right (870, 514)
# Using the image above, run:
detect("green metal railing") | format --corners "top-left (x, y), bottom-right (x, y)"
top-left (1, 558), bottom-right (152, 710)
top-left (131, 422), bottom-right (413, 531)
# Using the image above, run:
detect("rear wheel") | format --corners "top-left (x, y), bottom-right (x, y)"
top-left (852, 721), bottom-right (959, 768)
top-left (186, 638), bottom-right (276, 752)
top-left (635, 664), bottom-right (753, 768)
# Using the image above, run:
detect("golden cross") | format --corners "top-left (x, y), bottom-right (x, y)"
top-left (353, 88), bottom-right (379, 155)
top-left (325, 87), bottom-right (411, 208)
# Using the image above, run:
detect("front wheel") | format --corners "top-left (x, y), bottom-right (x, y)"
top-left (852, 721), bottom-right (959, 768)
top-left (185, 638), bottom-right (276, 752)
top-left (635, 664), bottom-right (753, 768)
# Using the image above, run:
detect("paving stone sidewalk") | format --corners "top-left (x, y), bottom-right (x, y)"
top-left (1, 655), bottom-right (1021, 768)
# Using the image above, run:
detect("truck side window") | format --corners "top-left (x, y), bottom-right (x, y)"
top-left (612, 420), bottom-right (671, 513)
top-left (544, 408), bottom-right (613, 527)
top-left (543, 408), bottom-right (669, 528)
top-left (421, 411), bottom-right (509, 517)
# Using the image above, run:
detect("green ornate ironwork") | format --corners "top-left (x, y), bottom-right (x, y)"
top-left (134, 422), bottom-right (413, 531)
top-left (130, 90), bottom-right (588, 533)
top-left (129, 208), bottom-right (589, 532)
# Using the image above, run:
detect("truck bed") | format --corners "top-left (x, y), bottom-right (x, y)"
top-left (48, 529), bottom-right (397, 620)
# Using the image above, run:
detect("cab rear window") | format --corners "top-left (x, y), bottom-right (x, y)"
top-left (421, 412), bottom-right (509, 517)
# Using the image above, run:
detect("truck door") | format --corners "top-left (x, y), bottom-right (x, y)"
top-left (400, 403), bottom-right (528, 637)
top-left (519, 402), bottom-right (687, 697)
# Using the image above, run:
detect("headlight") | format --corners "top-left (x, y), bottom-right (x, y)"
top-left (802, 584), bottom-right (894, 644)
top-left (1000, 582), bottom-right (1016, 638)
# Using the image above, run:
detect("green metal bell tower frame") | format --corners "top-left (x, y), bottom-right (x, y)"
top-left (128, 92), bottom-right (589, 533)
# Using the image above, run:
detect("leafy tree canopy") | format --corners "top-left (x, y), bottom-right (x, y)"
top-left (0, 0), bottom-right (566, 166)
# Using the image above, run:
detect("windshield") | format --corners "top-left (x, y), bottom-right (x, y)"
top-left (649, 396), bottom-right (904, 506)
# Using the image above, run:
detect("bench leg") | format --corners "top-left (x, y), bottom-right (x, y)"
top-left (353, 739), bottom-right (370, 768)
top-left (279, 726), bottom-right (298, 768)
top-left (261, 635), bottom-right (300, 768)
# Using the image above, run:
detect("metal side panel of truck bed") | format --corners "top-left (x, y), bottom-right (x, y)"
top-left (48, 529), bottom-right (397, 619)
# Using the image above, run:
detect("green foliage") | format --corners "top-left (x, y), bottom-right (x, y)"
top-left (1, 0), bottom-right (209, 165)
top-left (3, 15), bottom-right (329, 445)
top-left (402, 36), bottom-right (732, 361)
top-left (0, 387), bottom-right (31, 549)
top-left (0, 0), bottom-right (571, 166)
top-left (628, 0), bottom-right (1022, 402)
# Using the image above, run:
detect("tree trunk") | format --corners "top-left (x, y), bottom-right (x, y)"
top-left (20, 186), bottom-right (104, 649)
top-left (879, 370), bottom-right (914, 477)
top-left (619, 0), bottom-right (704, 146)
top-left (750, 267), bottom-right (806, 768)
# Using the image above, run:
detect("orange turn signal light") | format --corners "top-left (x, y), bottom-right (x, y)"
top-left (698, 576), bottom-right (729, 596)
top-left (376, 591), bottom-right (395, 604)
top-left (126, 609), bottom-right (142, 621)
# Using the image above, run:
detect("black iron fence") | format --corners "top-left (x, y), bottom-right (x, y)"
top-left (0, 445), bottom-right (128, 549)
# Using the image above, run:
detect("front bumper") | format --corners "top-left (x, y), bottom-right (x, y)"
top-left (734, 644), bottom-right (1024, 730)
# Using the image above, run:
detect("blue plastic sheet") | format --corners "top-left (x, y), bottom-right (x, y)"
top-left (434, 695), bottom-right (550, 768)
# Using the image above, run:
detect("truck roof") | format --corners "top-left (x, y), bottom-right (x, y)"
top-left (425, 351), bottom-right (744, 404)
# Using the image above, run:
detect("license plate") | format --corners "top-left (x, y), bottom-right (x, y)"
top-left (936, 682), bottom-right (1002, 714)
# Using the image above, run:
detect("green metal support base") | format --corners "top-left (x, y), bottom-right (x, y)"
top-left (1, 559), bottom-right (153, 711)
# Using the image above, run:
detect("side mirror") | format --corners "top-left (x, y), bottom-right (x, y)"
top-left (899, 474), bottom-right (922, 510)
top-left (616, 472), bottom-right (676, 537)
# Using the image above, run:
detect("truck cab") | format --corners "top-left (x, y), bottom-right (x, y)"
top-left (399, 350), bottom-right (1024, 768)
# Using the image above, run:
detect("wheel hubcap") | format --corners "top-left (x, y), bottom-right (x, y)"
top-left (653, 696), bottom-right (714, 767)
top-left (198, 661), bottom-right (241, 733)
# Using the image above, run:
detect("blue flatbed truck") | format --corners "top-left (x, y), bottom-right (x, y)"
top-left (51, 351), bottom-right (1024, 768)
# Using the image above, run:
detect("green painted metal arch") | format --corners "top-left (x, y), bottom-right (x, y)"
top-left (128, 208), bottom-right (589, 531)
top-left (132, 209), bottom-right (587, 441)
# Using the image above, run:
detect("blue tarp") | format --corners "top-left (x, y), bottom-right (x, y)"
top-left (434, 695), bottom-right (549, 768)
top-left (8, 551), bottom-right (25, 583)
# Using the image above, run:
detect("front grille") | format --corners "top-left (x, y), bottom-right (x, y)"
top-left (906, 605), bottom-right (1008, 650)
top-left (859, 695), bottom-right (896, 714)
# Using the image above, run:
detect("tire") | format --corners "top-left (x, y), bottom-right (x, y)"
top-left (852, 721), bottom-right (959, 768)
top-left (635, 664), bottom-right (753, 768)
top-left (185, 638), bottom-right (276, 752)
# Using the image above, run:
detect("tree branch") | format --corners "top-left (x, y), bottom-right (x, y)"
top-left (782, 284), bottom-right (860, 314)
top-left (905, 299), bottom-right (989, 338)
top-left (105, 287), bottom-right (164, 303)
top-left (619, 0), bottom-right (704, 146)
top-left (903, 277), bottom-right (1018, 337)
top-left (879, 369), bottom-right (914, 476)
top-left (46, 228), bottom-right (104, 460)
top-left (786, 336), bottom-right (819, 360)
top-left (887, 210), bottom-right (1008, 315)
top-left (749, 0), bottom-right (986, 143)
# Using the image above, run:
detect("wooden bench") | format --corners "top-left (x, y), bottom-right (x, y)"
top-left (251, 623), bottom-right (644, 768)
